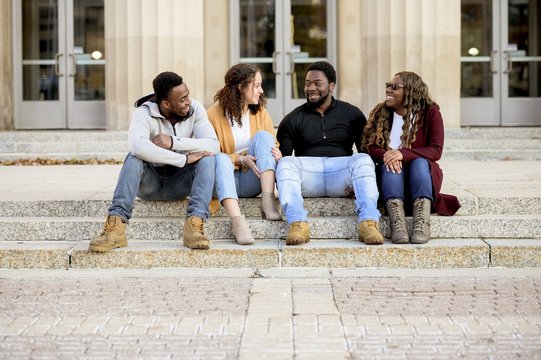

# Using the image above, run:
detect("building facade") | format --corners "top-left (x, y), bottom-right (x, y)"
top-left (0, 0), bottom-right (539, 130)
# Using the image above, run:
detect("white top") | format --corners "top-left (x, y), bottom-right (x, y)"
top-left (389, 112), bottom-right (404, 149)
top-left (231, 111), bottom-right (251, 153)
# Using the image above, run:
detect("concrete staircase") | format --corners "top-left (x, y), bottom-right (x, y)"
top-left (0, 128), bottom-right (540, 269)
top-left (1, 127), bottom-right (540, 162)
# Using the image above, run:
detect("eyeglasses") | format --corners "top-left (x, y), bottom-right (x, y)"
top-left (385, 82), bottom-right (405, 91)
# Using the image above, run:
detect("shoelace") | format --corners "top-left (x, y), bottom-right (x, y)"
top-left (413, 202), bottom-right (428, 232)
top-left (190, 218), bottom-right (205, 234)
top-left (388, 202), bottom-right (406, 232)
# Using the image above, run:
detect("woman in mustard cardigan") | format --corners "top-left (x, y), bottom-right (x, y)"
top-left (207, 64), bottom-right (282, 245)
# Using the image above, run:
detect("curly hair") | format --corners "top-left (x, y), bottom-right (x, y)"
top-left (153, 71), bottom-right (183, 103)
top-left (213, 64), bottom-right (267, 126)
top-left (361, 71), bottom-right (437, 151)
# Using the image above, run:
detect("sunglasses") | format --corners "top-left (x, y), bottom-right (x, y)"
top-left (385, 82), bottom-right (405, 91)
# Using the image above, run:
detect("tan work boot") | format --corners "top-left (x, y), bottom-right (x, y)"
top-left (260, 192), bottom-right (282, 221)
top-left (286, 221), bottom-right (310, 245)
top-left (183, 216), bottom-right (209, 250)
top-left (88, 215), bottom-right (127, 252)
top-left (386, 199), bottom-right (409, 244)
top-left (231, 215), bottom-right (255, 245)
top-left (357, 220), bottom-right (384, 245)
top-left (411, 198), bottom-right (431, 244)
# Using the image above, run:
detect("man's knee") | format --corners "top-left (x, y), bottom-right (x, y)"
top-left (123, 153), bottom-right (145, 170)
top-left (277, 156), bottom-right (302, 180)
top-left (196, 155), bottom-right (216, 170)
top-left (349, 153), bottom-right (375, 173)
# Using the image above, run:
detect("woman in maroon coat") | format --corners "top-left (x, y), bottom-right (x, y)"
top-left (362, 71), bottom-right (460, 244)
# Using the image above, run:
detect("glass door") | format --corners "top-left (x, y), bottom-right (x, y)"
top-left (502, 0), bottom-right (541, 125)
top-left (232, 0), bottom-right (336, 125)
top-left (461, 0), bottom-right (541, 126)
top-left (13, 0), bottom-right (105, 129)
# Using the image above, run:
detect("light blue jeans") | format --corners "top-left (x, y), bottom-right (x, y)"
top-left (276, 153), bottom-right (380, 224)
top-left (108, 153), bottom-right (216, 223)
top-left (380, 157), bottom-right (433, 202)
top-left (214, 130), bottom-right (277, 201)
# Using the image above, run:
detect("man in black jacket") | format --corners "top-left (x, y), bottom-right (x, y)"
top-left (276, 61), bottom-right (383, 245)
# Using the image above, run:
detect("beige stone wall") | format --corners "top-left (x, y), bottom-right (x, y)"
top-left (203, 0), bottom-right (229, 108)
top-left (2, 0), bottom-right (462, 130)
top-left (0, 0), bottom-right (12, 130)
top-left (105, 0), bottom-right (206, 130)
top-left (338, 0), bottom-right (461, 128)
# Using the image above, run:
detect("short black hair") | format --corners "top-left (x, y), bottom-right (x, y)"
top-left (153, 71), bottom-right (183, 103)
top-left (306, 61), bottom-right (336, 84)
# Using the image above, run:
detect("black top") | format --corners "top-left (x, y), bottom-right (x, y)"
top-left (277, 98), bottom-right (367, 157)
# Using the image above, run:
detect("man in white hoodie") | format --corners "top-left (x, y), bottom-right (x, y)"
top-left (89, 71), bottom-right (219, 252)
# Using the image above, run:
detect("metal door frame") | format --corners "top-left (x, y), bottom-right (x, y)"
top-left (230, 0), bottom-right (336, 125)
top-left (13, 0), bottom-right (105, 129)
top-left (461, 0), bottom-right (541, 126)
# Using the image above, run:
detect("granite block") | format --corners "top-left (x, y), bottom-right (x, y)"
top-left (0, 241), bottom-right (73, 268)
top-left (281, 239), bottom-right (489, 268)
top-left (487, 239), bottom-right (541, 267)
top-left (70, 240), bottom-right (279, 268)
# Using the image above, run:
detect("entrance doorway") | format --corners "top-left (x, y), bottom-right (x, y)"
top-left (231, 0), bottom-right (336, 125)
top-left (13, 0), bottom-right (105, 129)
top-left (461, 0), bottom-right (541, 126)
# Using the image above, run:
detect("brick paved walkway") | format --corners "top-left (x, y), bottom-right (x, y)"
top-left (1, 269), bottom-right (540, 359)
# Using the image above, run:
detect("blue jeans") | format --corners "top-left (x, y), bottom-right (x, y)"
top-left (380, 157), bottom-right (433, 202)
top-left (215, 130), bottom-right (277, 201)
top-left (108, 153), bottom-right (215, 223)
top-left (276, 153), bottom-right (380, 224)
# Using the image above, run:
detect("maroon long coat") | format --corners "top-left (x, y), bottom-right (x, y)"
top-left (367, 105), bottom-right (461, 216)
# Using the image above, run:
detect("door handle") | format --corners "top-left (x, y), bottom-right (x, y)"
top-left (69, 53), bottom-right (77, 77)
top-left (54, 53), bottom-right (63, 77)
top-left (502, 50), bottom-right (513, 74)
top-left (272, 51), bottom-right (280, 74)
top-left (490, 50), bottom-right (498, 74)
top-left (286, 51), bottom-right (295, 75)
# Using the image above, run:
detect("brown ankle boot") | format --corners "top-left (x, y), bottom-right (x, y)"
top-left (183, 216), bottom-right (209, 249)
top-left (386, 199), bottom-right (409, 244)
top-left (231, 215), bottom-right (254, 245)
top-left (357, 220), bottom-right (384, 245)
top-left (88, 215), bottom-right (127, 252)
top-left (286, 221), bottom-right (310, 245)
top-left (260, 192), bottom-right (282, 221)
top-left (411, 198), bottom-right (431, 244)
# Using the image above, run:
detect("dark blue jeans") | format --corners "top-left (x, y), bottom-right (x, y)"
top-left (108, 153), bottom-right (215, 222)
top-left (380, 157), bottom-right (433, 203)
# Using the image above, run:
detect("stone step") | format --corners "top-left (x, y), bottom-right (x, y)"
top-left (2, 149), bottom-right (540, 162)
top-left (1, 215), bottom-right (540, 241)
top-left (1, 138), bottom-right (538, 155)
top-left (1, 239), bottom-right (540, 269)
top-left (442, 149), bottom-right (541, 161)
top-left (445, 127), bottom-right (541, 139)
top-left (0, 128), bottom-right (539, 161)
top-left (1, 189), bottom-right (540, 217)
top-left (1, 128), bottom-right (539, 141)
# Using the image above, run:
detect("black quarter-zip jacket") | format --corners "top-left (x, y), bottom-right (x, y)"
top-left (277, 98), bottom-right (367, 157)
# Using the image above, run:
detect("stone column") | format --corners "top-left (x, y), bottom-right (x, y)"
top-left (0, 0), bottom-right (12, 130)
top-left (105, 0), bottom-right (205, 130)
top-left (339, 0), bottom-right (461, 128)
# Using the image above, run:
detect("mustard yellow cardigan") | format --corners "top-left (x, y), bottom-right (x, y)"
top-left (207, 102), bottom-right (278, 170)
